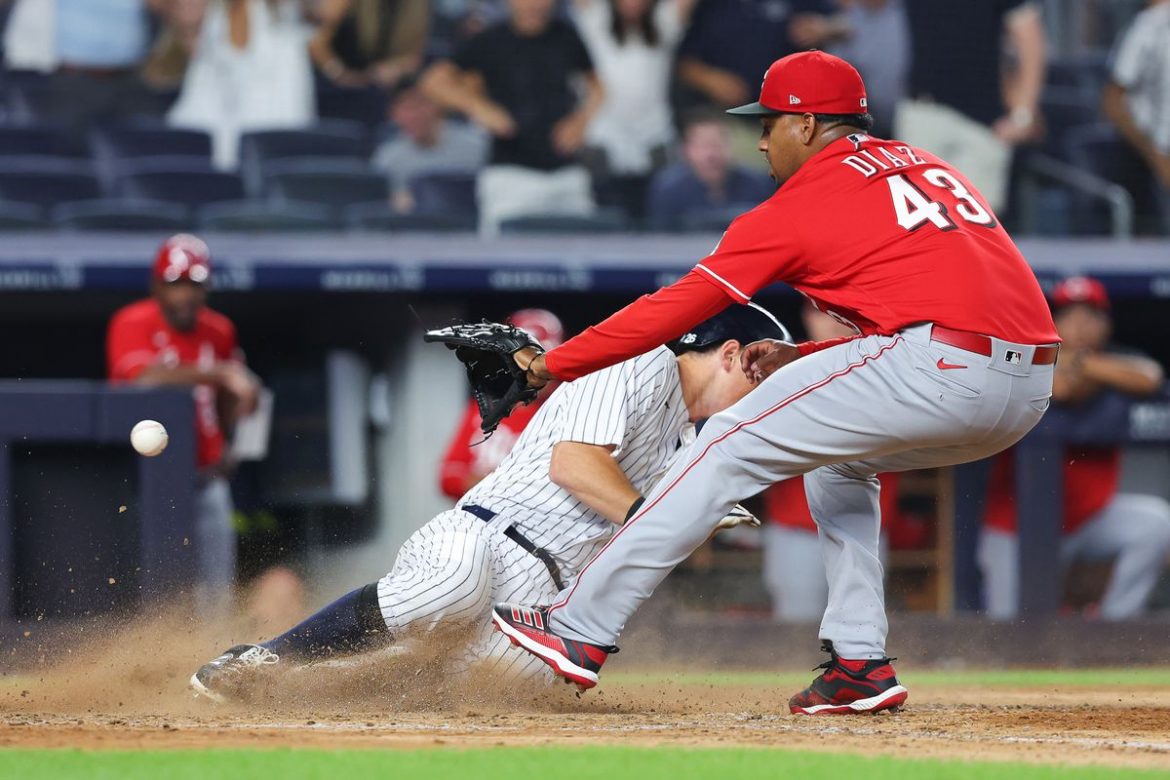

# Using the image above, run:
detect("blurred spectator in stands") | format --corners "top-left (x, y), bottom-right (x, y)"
top-left (142, 0), bottom-right (210, 91)
top-left (168, 0), bottom-right (315, 169)
top-left (571, 0), bottom-right (695, 220)
top-left (372, 78), bottom-right (489, 213)
top-left (816, 0), bottom-right (909, 139)
top-left (761, 302), bottom-right (898, 621)
top-left (3, 0), bottom-right (57, 73)
top-left (981, 276), bottom-right (1170, 620)
top-left (1102, 0), bottom-right (1170, 235)
top-left (309, 0), bottom-right (428, 90)
top-left (675, 0), bottom-right (834, 165)
top-left (107, 235), bottom-right (262, 613)
top-left (421, 0), bottom-right (604, 235)
top-left (2, 0), bottom-right (163, 139)
top-left (895, 1), bottom-right (1047, 212)
top-left (645, 108), bottom-right (773, 231)
top-left (439, 309), bottom-right (564, 499)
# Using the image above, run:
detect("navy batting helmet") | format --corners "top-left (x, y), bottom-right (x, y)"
top-left (671, 302), bottom-right (792, 353)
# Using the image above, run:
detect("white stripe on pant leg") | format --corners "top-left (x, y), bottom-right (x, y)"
top-left (377, 511), bottom-right (494, 634)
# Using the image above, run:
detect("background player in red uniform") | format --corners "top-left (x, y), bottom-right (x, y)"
top-left (106, 234), bottom-right (261, 612)
top-left (439, 308), bottom-right (564, 500)
top-left (492, 50), bottom-right (1060, 715)
top-left (980, 276), bottom-right (1170, 620)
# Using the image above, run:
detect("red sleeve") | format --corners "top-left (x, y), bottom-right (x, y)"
top-left (544, 271), bottom-right (732, 381)
top-left (439, 401), bottom-right (481, 500)
top-left (796, 335), bottom-right (861, 357)
top-left (691, 203), bottom-right (801, 303)
top-left (107, 311), bottom-right (155, 381)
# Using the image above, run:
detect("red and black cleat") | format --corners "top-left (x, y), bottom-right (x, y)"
top-left (789, 641), bottom-right (909, 715)
top-left (491, 604), bottom-right (616, 691)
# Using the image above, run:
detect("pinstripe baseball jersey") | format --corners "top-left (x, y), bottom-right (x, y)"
top-left (460, 346), bottom-right (689, 576)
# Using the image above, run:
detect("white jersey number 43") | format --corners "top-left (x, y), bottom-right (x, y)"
top-left (887, 168), bottom-right (997, 232)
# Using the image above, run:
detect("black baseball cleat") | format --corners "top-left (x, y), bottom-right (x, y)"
top-left (491, 604), bottom-right (616, 691)
top-left (789, 641), bottom-right (908, 715)
top-left (189, 644), bottom-right (281, 703)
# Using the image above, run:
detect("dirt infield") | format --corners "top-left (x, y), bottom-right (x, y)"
top-left (2, 617), bottom-right (1169, 770)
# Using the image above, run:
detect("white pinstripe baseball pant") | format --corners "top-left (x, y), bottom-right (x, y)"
top-left (376, 509), bottom-right (563, 681)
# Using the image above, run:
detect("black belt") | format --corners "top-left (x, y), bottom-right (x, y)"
top-left (461, 504), bottom-right (566, 591)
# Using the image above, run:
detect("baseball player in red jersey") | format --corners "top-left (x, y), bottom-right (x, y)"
top-left (439, 309), bottom-right (564, 500)
top-left (492, 50), bottom-right (1060, 714)
top-left (107, 234), bottom-right (260, 611)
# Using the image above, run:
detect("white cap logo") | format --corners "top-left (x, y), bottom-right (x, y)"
top-left (860, 97), bottom-right (868, 108)
top-left (789, 94), bottom-right (801, 105)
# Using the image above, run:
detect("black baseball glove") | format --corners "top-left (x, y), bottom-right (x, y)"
top-left (424, 321), bottom-right (545, 437)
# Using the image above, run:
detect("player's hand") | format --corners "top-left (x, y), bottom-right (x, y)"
top-left (515, 347), bottom-right (551, 389)
top-left (474, 101), bottom-right (518, 138)
top-left (218, 364), bottom-right (260, 417)
top-left (788, 13), bottom-right (837, 48)
top-left (740, 339), bottom-right (799, 384)
top-left (552, 114), bottom-right (588, 156)
top-left (992, 113), bottom-right (1038, 145)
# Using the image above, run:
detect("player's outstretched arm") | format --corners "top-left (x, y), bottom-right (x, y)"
top-left (549, 441), bottom-right (643, 525)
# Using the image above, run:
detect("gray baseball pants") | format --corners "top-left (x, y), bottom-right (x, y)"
top-left (547, 323), bottom-right (1055, 657)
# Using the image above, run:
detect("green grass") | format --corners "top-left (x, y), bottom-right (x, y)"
top-left (0, 747), bottom-right (1166, 780)
top-left (607, 667), bottom-right (1170, 689)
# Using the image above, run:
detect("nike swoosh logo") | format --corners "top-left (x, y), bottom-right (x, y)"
top-left (937, 358), bottom-right (967, 370)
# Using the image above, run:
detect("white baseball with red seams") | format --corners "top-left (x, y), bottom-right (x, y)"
top-left (130, 419), bottom-right (169, 457)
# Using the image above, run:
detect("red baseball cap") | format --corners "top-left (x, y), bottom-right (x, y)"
top-left (508, 308), bottom-right (564, 349)
top-left (727, 50), bottom-right (868, 117)
top-left (1050, 276), bottom-right (1110, 311)
top-left (152, 233), bottom-right (211, 284)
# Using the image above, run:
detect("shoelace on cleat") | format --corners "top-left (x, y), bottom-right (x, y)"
top-left (208, 646), bottom-right (280, 674)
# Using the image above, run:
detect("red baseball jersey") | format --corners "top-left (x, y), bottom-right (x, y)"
top-left (107, 299), bottom-right (243, 469)
top-left (983, 447), bottom-right (1120, 535)
top-left (545, 134), bottom-right (1058, 381)
top-left (439, 398), bottom-right (545, 500)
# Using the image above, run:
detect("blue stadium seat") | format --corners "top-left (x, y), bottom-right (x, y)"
top-left (1039, 88), bottom-right (1101, 160)
top-left (90, 125), bottom-right (214, 190)
top-left (345, 201), bottom-right (476, 232)
top-left (0, 157), bottom-right (101, 208)
top-left (51, 199), bottom-right (191, 231)
top-left (409, 172), bottom-right (477, 217)
top-left (314, 82), bottom-right (387, 128)
top-left (1064, 123), bottom-right (1159, 234)
top-left (90, 124), bottom-right (213, 162)
top-left (263, 159), bottom-right (388, 208)
top-left (115, 157), bottom-right (245, 208)
top-left (2, 70), bottom-right (53, 124)
top-left (0, 124), bottom-right (79, 157)
top-left (196, 200), bottom-right (342, 231)
top-left (0, 201), bottom-right (47, 230)
top-left (239, 123), bottom-right (370, 195)
top-left (498, 209), bottom-right (631, 235)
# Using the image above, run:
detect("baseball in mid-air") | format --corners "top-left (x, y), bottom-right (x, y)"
top-left (130, 419), bottom-right (169, 457)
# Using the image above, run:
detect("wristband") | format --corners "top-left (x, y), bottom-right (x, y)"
top-left (624, 496), bottom-right (645, 523)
